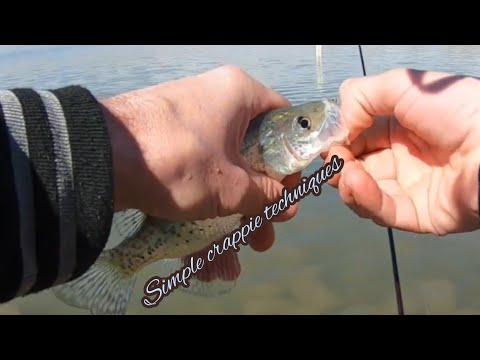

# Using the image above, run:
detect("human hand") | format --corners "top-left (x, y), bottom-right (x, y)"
top-left (325, 68), bottom-right (480, 235)
top-left (101, 65), bottom-right (301, 251)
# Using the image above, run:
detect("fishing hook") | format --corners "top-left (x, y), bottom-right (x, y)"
top-left (357, 45), bottom-right (405, 315)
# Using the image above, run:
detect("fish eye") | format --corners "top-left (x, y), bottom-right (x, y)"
top-left (296, 116), bottom-right (311, 130)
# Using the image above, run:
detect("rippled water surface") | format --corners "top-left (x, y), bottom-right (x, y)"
top-left (2, 45), bottom-right (480, 314)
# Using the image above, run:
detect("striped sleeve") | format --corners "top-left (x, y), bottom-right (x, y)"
top-left (0, 86), bottom-right (113, 302)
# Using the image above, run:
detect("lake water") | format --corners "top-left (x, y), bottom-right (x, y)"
top-left (1, 45), bottom-right (480, 315)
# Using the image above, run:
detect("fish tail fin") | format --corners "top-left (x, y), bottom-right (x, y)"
top-left (52, 251), bottom-right (136, 315)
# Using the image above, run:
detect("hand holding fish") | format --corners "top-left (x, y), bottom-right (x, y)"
top-left (53, 66), bottom-right (346, 314)
top-left (325, 68), bottom-right (480, 235)
top-left (102, 65), bottom-right (301, 251)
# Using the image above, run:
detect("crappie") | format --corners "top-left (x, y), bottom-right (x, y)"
top-left (52, 99), bottom-right (348, 315)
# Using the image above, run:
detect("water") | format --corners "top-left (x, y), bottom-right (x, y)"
top-left (1, 45), bottom-right (480, 315)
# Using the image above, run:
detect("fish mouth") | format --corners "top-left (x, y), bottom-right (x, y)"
top-left (281, 133), bottom-right (305, 163)
top-left (313, 100), bottom-right (348, 153)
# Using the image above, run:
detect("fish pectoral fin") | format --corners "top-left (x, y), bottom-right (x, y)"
top-left (112, 208), bottom-right (147, 239)
top-left (159, 245), bottom-right (241, 298)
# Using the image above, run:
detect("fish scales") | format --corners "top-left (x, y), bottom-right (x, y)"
top-left (52, 99), bottom-right (349, 315)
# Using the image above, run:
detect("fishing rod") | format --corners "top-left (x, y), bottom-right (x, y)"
top-left (357, 45), bottom-right (405, 315)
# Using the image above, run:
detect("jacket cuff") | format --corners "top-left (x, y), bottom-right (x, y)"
top-left (0, 86), bottom-right (113, 300)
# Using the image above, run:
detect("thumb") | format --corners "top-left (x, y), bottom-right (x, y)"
top-left (216, 160), bottom-right (299, 220)
top-left (235, 167), bottom-right (299, 221)
top-left (338, 161), bottom-right (396, 227)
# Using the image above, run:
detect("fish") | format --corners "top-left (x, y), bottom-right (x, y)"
top-left (51, 98), bottom-right (349, 315)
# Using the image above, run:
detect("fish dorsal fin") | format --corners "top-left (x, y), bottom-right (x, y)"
top-left (112, 209), bottom-right (147, 239)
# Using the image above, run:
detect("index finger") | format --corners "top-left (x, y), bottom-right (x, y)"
top-left (339, 68), bottom-right (415, 142)
top-left (272, 172), bottom-right (302, 223)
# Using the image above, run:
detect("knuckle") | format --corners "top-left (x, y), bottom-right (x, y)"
top-left (390, 67), bottom-right (409, 76)
top-left (217, 65), bottom-right (248, 81)
top-left (386, 68), bottom-right (413, 84)
top-left (260, 174), bottom-right (280, 202)
top-left (339, 78), bottom-right (356, 99)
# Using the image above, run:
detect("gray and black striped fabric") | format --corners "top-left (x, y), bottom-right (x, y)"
top-left (0, 86), bottom-right (113, 302)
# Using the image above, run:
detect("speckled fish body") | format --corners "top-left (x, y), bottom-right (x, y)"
top-left (52, 98), bottom-right (348, 315)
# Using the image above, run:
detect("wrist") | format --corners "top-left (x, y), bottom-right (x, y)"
top-left (100, 89), bottom-right (177, 215)
top-left (100, 95), bottom-right (142, 212)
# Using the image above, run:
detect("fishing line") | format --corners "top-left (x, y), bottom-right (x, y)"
top-left (357, 45), bottom-right (405, 315)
